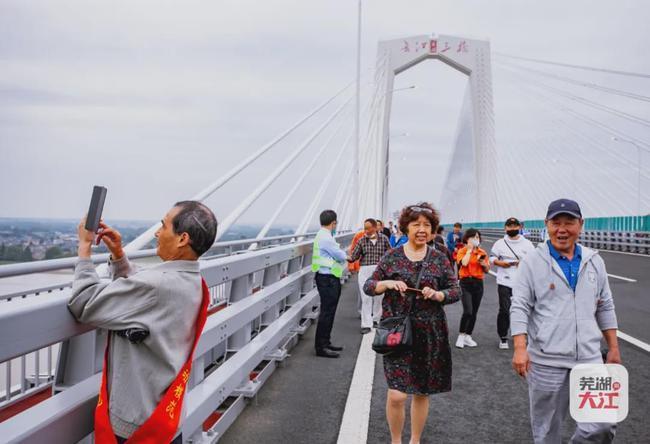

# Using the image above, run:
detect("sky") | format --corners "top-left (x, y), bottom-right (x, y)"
top-left (1, 0), bottom-right (649, 228)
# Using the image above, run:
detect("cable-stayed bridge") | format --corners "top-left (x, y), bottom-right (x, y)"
top-left (0, 34), bottom-right (649, 443)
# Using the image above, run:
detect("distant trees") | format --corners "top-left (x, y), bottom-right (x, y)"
top-left (0, 243), bottom-right (33, 262)
top-left (45, 246), bottom-right (65, 259)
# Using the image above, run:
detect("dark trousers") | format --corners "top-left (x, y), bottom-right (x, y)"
top-left (314, 273), bottom-right (342, 351)
top-left (459, 278), bottom-right (484, 335)
top-left (116, 434), bottom-right (182, 443)
top-left (497, 284), bottom-right (513, 340)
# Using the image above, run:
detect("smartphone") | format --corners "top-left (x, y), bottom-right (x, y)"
top-left (85, 186), bottom-right (107, 232)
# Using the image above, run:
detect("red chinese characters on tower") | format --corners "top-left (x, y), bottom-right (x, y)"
top-left (401, 40), bottom-right (410, 53)
top-left (457, 40), bottom-right (468, 53)
top-left (429, 40), bottom-right (438, 54)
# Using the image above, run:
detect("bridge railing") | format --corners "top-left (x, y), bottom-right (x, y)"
top-left (0, 232), bottom-right (320, 302)
top-left (479, 228), bottom-right (650, 254)
top-left (0, 233), bottom-right (354, 443)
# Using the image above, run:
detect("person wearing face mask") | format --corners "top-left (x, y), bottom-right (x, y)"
top-left (312, 209), bottom-right (348, 358)
top-left (489, 218), bottom-right (535, 350)
top-left (455, 228), bottom-right (490, 349)
top-left (510, 199), bottom-right (620, 443)
top-left (348, 218), bottom-right (391, 334)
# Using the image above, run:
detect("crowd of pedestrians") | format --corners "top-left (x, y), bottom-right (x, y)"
top-left (310, 198), bottom-right (621, 444)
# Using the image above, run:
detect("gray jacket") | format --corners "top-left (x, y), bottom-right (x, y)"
top-left (68, 256), bottom-right (202, 438)
top-left (510, 242), bottom-right (617, 368)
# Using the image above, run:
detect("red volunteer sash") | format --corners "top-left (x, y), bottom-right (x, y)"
top-left (94, 278), bottom-right (210, 443)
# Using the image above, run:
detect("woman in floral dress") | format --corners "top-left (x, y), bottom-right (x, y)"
top-left (364, 203), bottom-right (460, 444)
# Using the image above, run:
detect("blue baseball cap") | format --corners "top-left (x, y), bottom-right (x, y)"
top-left (546, 198), bottom-right (582, 220)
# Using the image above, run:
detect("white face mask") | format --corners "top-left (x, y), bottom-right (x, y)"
top-left (470, 238), bottom-right (480, 247)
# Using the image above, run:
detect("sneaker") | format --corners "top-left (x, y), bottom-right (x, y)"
top-left (499, 339), bottom-right (509, 350)
top-left (464, 335), bottom-right (478, 347)
top-left (455, 334), bottom-right (465, 349)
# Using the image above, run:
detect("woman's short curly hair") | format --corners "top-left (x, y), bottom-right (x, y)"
top-left (398, 202), bottom-right (440, 235)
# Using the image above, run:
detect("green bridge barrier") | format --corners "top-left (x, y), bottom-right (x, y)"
top-left (443, 215), bottom-right (650, 232)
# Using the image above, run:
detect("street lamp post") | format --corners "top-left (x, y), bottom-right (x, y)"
top-left (612, 136), bottom-right (643, 219)
top-left (381, 85), bottom-right (416, 99)
top-left (354, 0), bottom-right (362, 229)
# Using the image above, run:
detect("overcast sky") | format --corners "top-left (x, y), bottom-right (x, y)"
top-left (1, 0), bottom-right (649, 228)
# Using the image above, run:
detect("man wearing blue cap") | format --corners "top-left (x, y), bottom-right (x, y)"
top-left (510, 199), bottom-right (621, 443)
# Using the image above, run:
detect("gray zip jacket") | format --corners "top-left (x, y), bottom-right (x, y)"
top-left (510, 242), bottom-right (617, 368)
top-left (68, 256), bottom-right (202, 438)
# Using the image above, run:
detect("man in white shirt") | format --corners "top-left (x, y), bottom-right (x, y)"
top-left (489, 217), bottom-right (535, 349)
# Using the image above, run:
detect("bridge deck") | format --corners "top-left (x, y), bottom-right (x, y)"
top-left (222, 239), bottom-right (649, 444)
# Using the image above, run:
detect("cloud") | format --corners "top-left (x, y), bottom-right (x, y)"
top-left (1, 0), bottom-right (649, 225)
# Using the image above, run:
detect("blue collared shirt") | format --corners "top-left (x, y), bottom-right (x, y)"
top-left (316, 228), bottom-right (347, 275)
top-left (547, 241), bottom-right (582, 291)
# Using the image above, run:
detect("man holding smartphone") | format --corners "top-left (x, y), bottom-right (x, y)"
top-left (69, 201), bottom-right (218, 443)
top-left (489, 217), bottom-right (534, 349)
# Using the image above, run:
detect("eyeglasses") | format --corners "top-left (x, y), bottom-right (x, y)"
top-left (408, 205), bottom-right (433, 214)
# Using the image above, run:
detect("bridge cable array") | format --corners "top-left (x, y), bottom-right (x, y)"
top-left (491, 55), bottom-right (650, 217)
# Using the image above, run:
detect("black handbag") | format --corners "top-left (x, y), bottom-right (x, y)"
top-left (372, 247), bottom-right (432, 355)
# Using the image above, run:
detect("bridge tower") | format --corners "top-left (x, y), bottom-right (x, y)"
top-left (362, 34), bottom-right (497, 223)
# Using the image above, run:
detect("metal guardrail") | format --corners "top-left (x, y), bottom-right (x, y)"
top-left (478, 228), bottom-right (650, 254)
top-left (0, 232), bottom-right (327, 409)
top-left (0, 232), bottom-right (320, 279)
top-left (0, 233), bottom-right (354, 443)
top-left (0, 232), bottom-right (322, 301)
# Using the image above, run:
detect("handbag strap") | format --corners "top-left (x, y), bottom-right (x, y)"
top-left (407, 246), bottom-right (433, 314)
top-left (503, 239), bottom-right (520, 261)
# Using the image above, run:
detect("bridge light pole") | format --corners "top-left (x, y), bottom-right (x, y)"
top-left (354, 0), bottom-right (362, 229)
top-left (612, 136), bottom-right (643, 219)
top-left (382, 85), bottom-right (416, 98)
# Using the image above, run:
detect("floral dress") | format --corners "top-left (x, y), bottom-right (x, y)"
top-left (363, 245), bottom-right (461, 395)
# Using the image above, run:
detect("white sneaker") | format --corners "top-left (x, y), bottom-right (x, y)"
top-left (464, 335), bottom-right (478, 347)
top-left (455, 334), bottom-right (465, 348)
top-left (499, 340), bottom-right (509, 350)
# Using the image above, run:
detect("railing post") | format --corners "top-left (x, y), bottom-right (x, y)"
top-left (286, 256), bottom-right (303, 306)
top-left (227, 274), bottom-right (253, 351)
top-left (53, 329), bottom-right (105, 394)
top-left (261, 264), bottom-right (282, 326)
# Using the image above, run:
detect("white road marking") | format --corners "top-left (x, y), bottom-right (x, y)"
top-left (599, 249), bottom-right (650, 258)
top-left (484, 248), bottom-right (637, 282)
top-left (488, 270), bottom-right (646, 352)
top-left (617, 331), bottom-right (650, 353)
top-left (607, 273), bottom-right (637, 283)
top-left (459, 243), bottom-right (646, 353)
top-left (336, 330), bottom-right (376, 444)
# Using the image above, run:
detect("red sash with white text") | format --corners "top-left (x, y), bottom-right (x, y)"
top-left (94, 278), bottom-right (210, 443)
